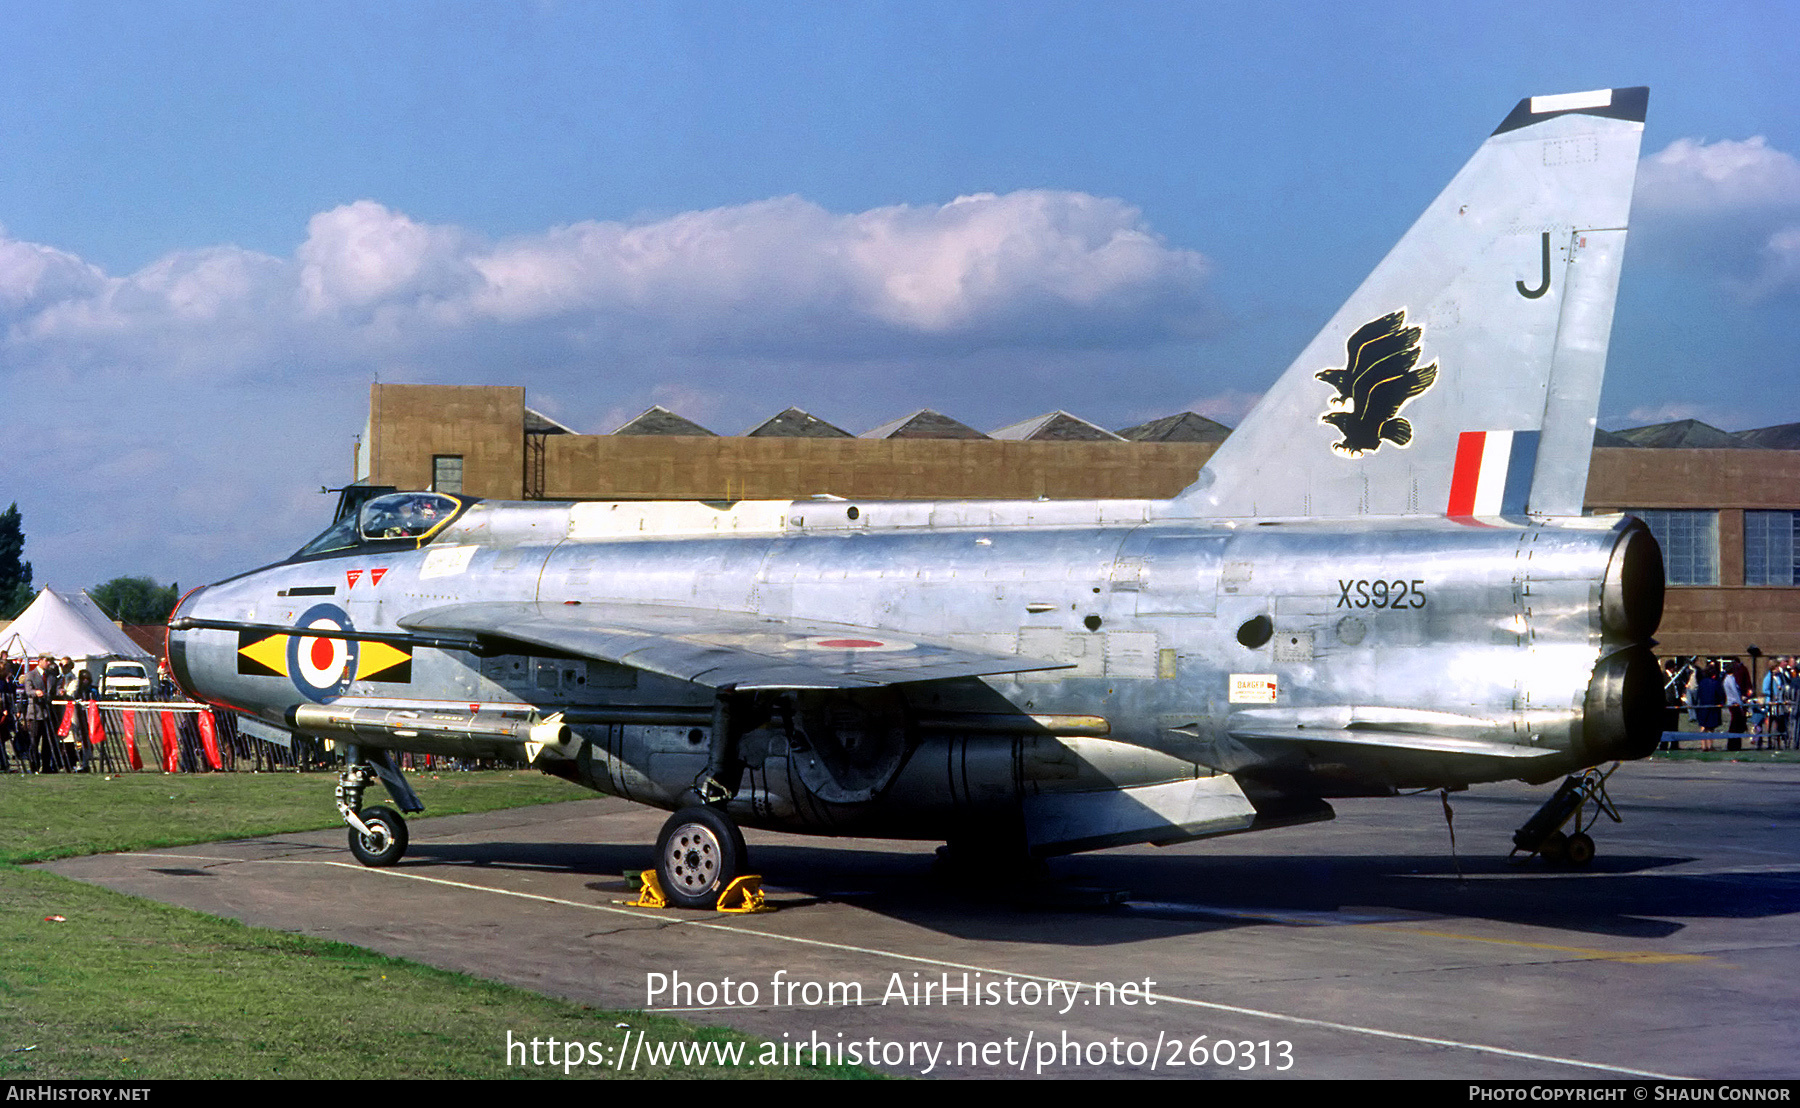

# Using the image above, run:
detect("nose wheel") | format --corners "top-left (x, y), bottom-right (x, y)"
top-left (654, 807), bottom-right (748, 909)
top-left (348, 804), bottom-right (410, 867)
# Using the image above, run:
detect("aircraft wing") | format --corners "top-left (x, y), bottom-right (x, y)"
top-left (1224, 706), bottom-right (1561, 761)
top-left (399, 601), bottom-right (1070, 690)
top-left (1227, 724), bottom-right (1559, 760)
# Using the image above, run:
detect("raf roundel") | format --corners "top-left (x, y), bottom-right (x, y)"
top-left (287, 603), bottom-right (360, 701)
top-left (787, 635), bottom-right (916, 653)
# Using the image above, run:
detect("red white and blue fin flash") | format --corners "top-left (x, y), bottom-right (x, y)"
top-left (1447, 430), bottom-right (1541, 517)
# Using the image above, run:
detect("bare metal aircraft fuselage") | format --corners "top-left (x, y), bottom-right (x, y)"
top-left (169, 497), bottom-right (1662, 847)
top-left (169, 86), bottom-right (1661, 905)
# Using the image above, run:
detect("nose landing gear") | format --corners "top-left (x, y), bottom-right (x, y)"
top-left (335, 747), bottom-right (424, 867)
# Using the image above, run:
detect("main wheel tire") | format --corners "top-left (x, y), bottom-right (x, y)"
top-left (348, 805), bottom-right (409, 867)
top-left (655, 807), bottom-right (747, 909)
top-left (1564, 832), bottom-right (1596, 868)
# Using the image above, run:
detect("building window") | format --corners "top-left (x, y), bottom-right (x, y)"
top-left (1745, 510), bottom-right (1800, 586)
top-left (1631, 509), bottom-right (1718, 586)
top-left (432, 455), bottom-right (463, 495)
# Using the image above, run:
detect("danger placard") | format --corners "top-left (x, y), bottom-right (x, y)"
top-left (1229, 674), bottom-right (1278, 704)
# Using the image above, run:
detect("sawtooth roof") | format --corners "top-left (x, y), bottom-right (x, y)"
top-left (1115, 411), bottom-right (1233, 442)
top-left (524, 407), bottom-right (577, 435)
top-left (611, 406), bottom-right (719, 436)
top-left (1609, 419), bottom-right (1747, 449)
top-left (989, 411), bottom-right (1123, 441)
top-left (860, 409), bottom-right (989, 440)
top-left (744, 407), bottom-right (853, 438)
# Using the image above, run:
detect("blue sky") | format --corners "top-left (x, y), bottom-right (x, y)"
top-left (1, 1), bottom-right (1796, 591)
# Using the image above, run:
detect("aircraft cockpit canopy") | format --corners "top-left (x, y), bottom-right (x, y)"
top-left (293, 492), bottom-right (465, 559)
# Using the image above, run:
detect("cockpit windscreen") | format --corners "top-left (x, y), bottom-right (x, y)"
top-left (294, 492), bottom-right (463, 558)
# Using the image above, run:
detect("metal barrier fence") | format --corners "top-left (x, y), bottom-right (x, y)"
top-left (1665, 675), bottom-right (1800, 749)
top-left (4, 698), bottom-right (517, 774)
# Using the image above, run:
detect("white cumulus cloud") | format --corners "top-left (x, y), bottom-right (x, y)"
top-left (454, 190), bottom-right (1211, 350)
top-left (1753, 223), bottom-right (1800, 300)
top-left (298, 200), bottom-right (479, 316)
top-left (0, 190), bottom-right (1215, 591)
top-left (1635, 136), bottom-right (1800, 297)
top-left (1637, 136), bottom-right (1800, 214)
top-left (0, 236), bottom-right (105, 316)
top-left (0, 190), bottom-right (1211, 364)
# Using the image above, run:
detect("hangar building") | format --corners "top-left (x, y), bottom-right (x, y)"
top-left (356, 384), bottom-right (1800, 659)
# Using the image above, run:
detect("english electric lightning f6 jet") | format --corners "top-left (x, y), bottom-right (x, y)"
top-left (170, 88), bottom-right (1663, 906)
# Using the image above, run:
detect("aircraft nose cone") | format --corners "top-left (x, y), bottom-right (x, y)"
top-left (168, 584), bottom-right (209, 627)
top-left (164, 585), bottom-right (212, 701)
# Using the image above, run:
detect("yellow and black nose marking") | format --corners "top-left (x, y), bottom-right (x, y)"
top-left (237, 630), bottom-right (288, 677)
top-left (357, 639), bottom-right (413, 683)
top-left (236, 630), bottom-right (411, 683)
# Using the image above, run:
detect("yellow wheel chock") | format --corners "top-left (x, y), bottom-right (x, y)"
top-left (629, 869), bottom-right (668, 909)
top-left (715, 875), bottom-right (769, 914)
top-left (627, 870), bottom-right (770, 912)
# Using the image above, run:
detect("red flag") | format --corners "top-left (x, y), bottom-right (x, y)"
top-left (121, 709), bottom-right (142, 770)
top-left (85, 701), bottom-right (102, 746)
top-left (160, 711), bottom-right (179, 773)
top-left (57, 700), bottom-right (75, 738)
top-left (196, 711), bottom-right (222, 771)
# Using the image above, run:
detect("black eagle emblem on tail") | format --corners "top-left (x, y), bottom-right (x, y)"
top-left (1316, 309), bottom-right (1437, 456)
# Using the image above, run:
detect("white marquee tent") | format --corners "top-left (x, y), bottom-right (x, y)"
top-left (0, 587), bottom-right (155, 668)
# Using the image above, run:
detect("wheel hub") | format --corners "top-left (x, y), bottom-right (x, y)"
top-left (665, 825), bottom-right (722, 893)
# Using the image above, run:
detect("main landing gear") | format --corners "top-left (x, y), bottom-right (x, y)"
top-left (636, 695), bottom-right (765, 911)
top-left (653, 807), bottom-right (749, 909)
top-left (1512, 766), bottom-right (1622, 868)
top-left (336, 748), bottom-right (424, 867)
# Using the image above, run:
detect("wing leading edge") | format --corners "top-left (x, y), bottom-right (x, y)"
top-left (1223, 704), bottom-right (1561, 764)
top-left (399, 601), bottom-right (1070, 690)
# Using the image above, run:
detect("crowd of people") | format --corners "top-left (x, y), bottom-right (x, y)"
top-left (1, 654), bottom-right (485, 775)
top-left (1662, 654), bottom-right (1800, 752)
top-left (0, 653), bottom-right (178, 773)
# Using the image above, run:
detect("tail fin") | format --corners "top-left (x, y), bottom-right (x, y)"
top-left (1169, 87), bottom-right (1647, 519)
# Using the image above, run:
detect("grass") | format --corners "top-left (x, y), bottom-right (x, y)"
top-left (0, 865), bottom-right (863, 1079)
top-left (0, 771), bottom-right (877, 1080)
top-left (0, 767), bottom-right (589, 865)
top-left (1649, 748), bottom-right (1800, 763)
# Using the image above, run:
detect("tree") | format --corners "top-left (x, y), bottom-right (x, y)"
top-left (91, 577), bottom-right (180, 625)
top-left (0, 502), bottom-right (31, 617)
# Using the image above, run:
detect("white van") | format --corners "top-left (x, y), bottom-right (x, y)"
top-left (101, 660), bottom-right (152, 699)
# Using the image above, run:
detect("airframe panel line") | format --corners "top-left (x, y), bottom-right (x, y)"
top-left (117, 851), bottom-right (1689, 1079)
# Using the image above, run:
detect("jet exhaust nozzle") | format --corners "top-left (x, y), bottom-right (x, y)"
top-left (1578, 519), bottom-right (1665, 764)
top-left (1580, 645), bottom-right (1663, 763)
top-left (1602, 518), bottom-right (1665, 645)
